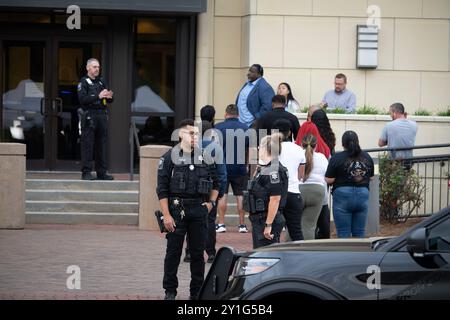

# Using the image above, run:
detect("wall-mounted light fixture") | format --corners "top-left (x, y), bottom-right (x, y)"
top-left (356, 25), bottom-right (378, 69)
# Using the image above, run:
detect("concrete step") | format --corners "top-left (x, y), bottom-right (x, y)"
top-left (26, 190), bottom-right (138, 202)
top-left (26, 200), bottom-right (138, 213)
top-left (26, 179), bottom-right (139, 191)
top-left (26, 212), bottom-right (138, 225)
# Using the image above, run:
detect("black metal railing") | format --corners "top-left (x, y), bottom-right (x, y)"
top-left (129, 121), bottom-right (140, 181)
top-left (363, 143), bottom-right (450, 217)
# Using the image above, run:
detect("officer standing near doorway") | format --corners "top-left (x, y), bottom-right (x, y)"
top-left (157, 119), bottom-right (219, 300)
top-left (77, 58), bottom-right (114, 180)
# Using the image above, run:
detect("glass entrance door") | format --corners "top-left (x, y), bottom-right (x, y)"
top-left (53, 41), bottom-right (103, 170)
top-left (1, 39), bottom-right (103, 170)
top-left (1, 41), bottom-right (49, 169)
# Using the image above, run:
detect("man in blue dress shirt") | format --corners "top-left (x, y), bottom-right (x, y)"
top-left (236, 64), bottom-right (275, 127)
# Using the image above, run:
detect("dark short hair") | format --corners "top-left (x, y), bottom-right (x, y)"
top-left (390, 103), bottom-right (405, 114)
top-left (251, 64), bottom-right (264, 76)
top-left (272, 95), bottom-right (286, 105)
top-left (225, 104), bottom-right (239, 116)
top-left (272, 118), bottom-right (291, 138)
top-left (178, 119), bottom-right (195, 129)
top-left (200, 105), bottom-right (215, 122)
top-left (335, 73), bottom-right (347, 83)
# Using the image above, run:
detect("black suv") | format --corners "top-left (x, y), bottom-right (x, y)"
top-left (199, 206), bottom-right (450, 300)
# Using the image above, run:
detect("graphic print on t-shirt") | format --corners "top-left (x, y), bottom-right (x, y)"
top-left (345, 159), bottom-right (369, 184)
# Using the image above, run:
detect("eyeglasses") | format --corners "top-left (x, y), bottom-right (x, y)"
top-left (181, 130), bottom-right (199, 137)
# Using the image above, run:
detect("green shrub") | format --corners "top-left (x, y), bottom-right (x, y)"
top-left (414, 109), bottom-right (432, 116)
top-left (437, 107), bottom-right (450, 117)
top-left (379, 154), bottom-right (424, 223)
top-left (356, 105), bottom-right (379, 115)
top-left (298, 106), bottom-right (309, 113)
top-left (326, 107), bottom-right (346, 114)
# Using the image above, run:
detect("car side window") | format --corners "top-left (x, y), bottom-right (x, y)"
top-left (428, 217), bottom-right (450, 252)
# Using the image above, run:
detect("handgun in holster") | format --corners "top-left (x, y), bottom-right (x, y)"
top-left (80, 109), bottom-right (94, 129)
top-left (154, 210), bottom-right (169, 233)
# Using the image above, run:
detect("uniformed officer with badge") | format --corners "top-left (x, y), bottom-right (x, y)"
top-left (156, 119), bottom-right (219, 300)
top-left (77, 58), bottom-right (114, 181)
top-left (244, 133), bottom-right (288, 249)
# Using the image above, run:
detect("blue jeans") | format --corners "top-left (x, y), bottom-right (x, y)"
top-left (332, 186), bottom-right (369, 238)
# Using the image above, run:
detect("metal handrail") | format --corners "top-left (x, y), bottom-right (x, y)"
top-left (129, 121), bottom-right (140, 181)
top-left (363, 143), bottom-right (450, 153)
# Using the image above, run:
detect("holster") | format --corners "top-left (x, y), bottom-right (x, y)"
top-left (80, 109), bottom-right (94, 129)
top-left (243, 190), bottom-right (256, 213)
top-left (154, 210), bottom-right (169, 233)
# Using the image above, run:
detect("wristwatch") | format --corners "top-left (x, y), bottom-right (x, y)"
top-left (265, 222), bottom-right (272, 228)
top-left (209, 200), bottom-right (217, 208)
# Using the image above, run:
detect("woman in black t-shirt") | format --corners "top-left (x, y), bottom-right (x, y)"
top-left (325, 131), bottom-right (374, 238)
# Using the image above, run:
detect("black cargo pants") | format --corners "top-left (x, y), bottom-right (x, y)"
top-left (80, 109), bottom-right (108, 175)
top-left (163, 202), bottom-right (208, 297)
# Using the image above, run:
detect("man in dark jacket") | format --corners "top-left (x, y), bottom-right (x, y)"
top-left (236, 64), bottom-right (274, 128)
top-left (77, 58), bottom-right (114, 180)
top-left (256, 95), bottom-right (301, 141)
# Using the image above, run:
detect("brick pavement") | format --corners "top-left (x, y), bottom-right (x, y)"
top-left (0, 224), bottom-right (254, 300)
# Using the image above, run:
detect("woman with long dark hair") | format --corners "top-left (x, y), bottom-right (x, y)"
top-left (310, 108), bottom-right (336, 239)
top-left (311, 109), bottom-right (336, 155)
top-left (325, 131), bottom-right (374, 238)
top-left (277, 82), bottom-right (300, 114)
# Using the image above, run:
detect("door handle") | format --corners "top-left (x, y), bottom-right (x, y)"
top-left (40, 97), bottom-right (49, 116)
top-left (52, 98), bottom-right (63, 116)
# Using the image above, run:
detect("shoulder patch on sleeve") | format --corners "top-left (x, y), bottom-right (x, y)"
top-left (77, 82), bottom-right (82, 91)
top-left (158, 157), bottom-right (165, 170)
top-left (270, 171), bottom-right (280, 184)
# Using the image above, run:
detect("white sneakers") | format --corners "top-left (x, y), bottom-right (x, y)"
top-left (216, 224), bottom-right (226, 233)
top-left (216, 224), bottom-right (249, 233)
top-left (238, 224), bottom-right (249, 233)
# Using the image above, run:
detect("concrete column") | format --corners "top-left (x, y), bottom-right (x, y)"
top-left (366, 175), bottom-right (380, 235)
top-left (195, 0), bottom-right (215, 118)
top-left (0, 143), bottom-right (26, 229)
top-left (139, 145), bottom-right (171, 230)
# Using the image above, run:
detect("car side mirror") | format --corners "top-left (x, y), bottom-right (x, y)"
top-left (406, 228), bottom-right (429, 258)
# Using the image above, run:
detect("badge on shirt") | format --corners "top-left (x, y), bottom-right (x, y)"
top-left (86, 78), bottom-right (93, 85)
top-left (158, 157), bottom-right (164, 170)
top-left (270, 172), bottom-right (280, 184)
top-left (77, 82), bottom-right (82, 91)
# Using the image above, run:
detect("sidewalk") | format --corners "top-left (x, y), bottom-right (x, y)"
top-left (0, 224), bottom-right (253, 300)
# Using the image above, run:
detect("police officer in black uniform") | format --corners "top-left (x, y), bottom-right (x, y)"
top-left (244, 133), bottom-right (288, 249)
top-left (77, 58), bottom-right (114, 180)
top-left (157, 119), bottom-right (219, 300)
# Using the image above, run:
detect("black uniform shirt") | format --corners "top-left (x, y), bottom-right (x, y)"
top-left (156, 147), bottom-right (219, 200)
top-left (256, 108), bottom-right (301, 141)
top-left (253, 163), bottom-right (288, 197)
top-left (250, 163), bottom-right (287, 211)
top-left (77, 76), bottom-right (113, 110)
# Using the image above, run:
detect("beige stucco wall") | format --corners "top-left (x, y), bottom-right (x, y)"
top-left (196, 0), bottom-right (450, 121)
